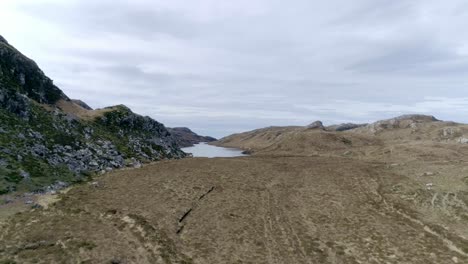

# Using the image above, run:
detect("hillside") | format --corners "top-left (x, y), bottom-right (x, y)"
top-left (214, 115), bottom-right (468, 155)
top-left (213, 125), bottom-right (381, 156)
top-left (0, 35), bottom-right (185, 194)
top-left (167, 127), bottom-right (216, 147)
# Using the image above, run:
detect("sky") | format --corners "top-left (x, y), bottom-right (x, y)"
top-left (1, 0), bottom-right (468, 138)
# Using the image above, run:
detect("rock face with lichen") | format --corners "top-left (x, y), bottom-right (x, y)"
top-left (307, 121), bottom-right (324, 129)
top-left (0, 35), bottom-right (186, 194)
top-left (351, 114), bottom-right (440, 134)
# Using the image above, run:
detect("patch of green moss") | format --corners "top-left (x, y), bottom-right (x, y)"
top-left (4, 171), bottom-right (21, 183)
top-left (0, 260), bottom-right (17, 264)
top-left (141, 146), bottom-right (153, 157)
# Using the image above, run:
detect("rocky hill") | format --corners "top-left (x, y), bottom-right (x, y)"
top-left (0, 35), bottom-right (185, 194)
top-left (213, 125), bottom-right (380, 156)
top-left (214, 114), bottom-right (468, 155)
top-left (348, 114), bottom-right (464, 140)
top-left (167, 127), bottom-right (216, 147)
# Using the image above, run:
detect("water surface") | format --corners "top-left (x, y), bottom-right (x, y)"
top-left (182, 143), bottom-right (247, 158)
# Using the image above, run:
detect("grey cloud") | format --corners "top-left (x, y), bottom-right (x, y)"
top-left (347, 38), bottom-right (459, 74)
top-left (330, 0), bottom-right (417, 26)
top-left (98, 65), bottom-right (175, 84)
top-left (20, 1), bottom-right (199, 39)
top-left (4, 0), bottom-right (468, 137)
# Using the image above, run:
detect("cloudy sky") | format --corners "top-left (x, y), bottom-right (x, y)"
top-left (1, 0), bottom-right (468, 137)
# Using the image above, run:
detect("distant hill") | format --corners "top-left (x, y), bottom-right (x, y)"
top-left (0, 35), bottom-right (186, 194)
top-left (214, 114), bottom-right (468, 156)
top-left (168, 127), bottom-right (216, 147)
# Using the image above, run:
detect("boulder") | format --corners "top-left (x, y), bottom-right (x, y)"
top-left (307, 121), bottom-right (324, 129)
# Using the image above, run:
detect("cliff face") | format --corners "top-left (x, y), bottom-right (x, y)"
top-left (0, 35), bottom-right (185, 194)
top-left (168, 127), bottom-right (217, 147)
top-left (0, 36), bottom-right (66, 105)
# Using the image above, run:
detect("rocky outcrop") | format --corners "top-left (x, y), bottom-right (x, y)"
top-left (94, 105), bottom-right (184, 159)
top-left (72, 99), bottom-right (93, 110)
top-left (0, 35), bottom-right (66, 104)
top-left (0, 88), bottom-right (31, 118)
top-left (0, 35), bottom-right (7, 44)
top-left (0, 36), bottom-right (185, 194)
top-left (355, 114), bottom-right (439, 134)
top-left (307, 121), bottom-right (324, 129)
top-left (168, 127), bottom-right (216, 147)
top-left (326, 123), bottom-right (367, 132)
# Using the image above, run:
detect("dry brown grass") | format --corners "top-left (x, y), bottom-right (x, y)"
top-left (55, 99), bottom-right (117, 120)
top-left (1, 154), bottom-right (468, 263)
top-left (213, 126), bottom-right (382, 156)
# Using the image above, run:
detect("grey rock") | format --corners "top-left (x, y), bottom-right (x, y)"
top-left (20, 170), bottom-right (30, 180)
top-left (109, 161), bottom-right (120, 167)
top-left (19, 73), bottom-right (26, 85)
top-left (442, 127), bottom-right (458, 137)
top-left (72, 99), bottom-right (93, 110)
top-left (31, 144), bottom-right (48, 157)
top-left (0, 89), bottom-right (31, 118)
top-left (393, 114), bottom-right (438, 122)
top-left (3, 197), bottom-right (13, 204)
top-left (29, 131), bottom-right (44, 140)
top-left (307, 121), bottom-right (324, 129)
top-left (43, 181), bottom-right (69, 193)
top-left (357, 114), bottom-right (439, 134)
top-left (326, 123), bottom-right (367, 132)
top-left (1, 147), bottom-right (12, 155)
